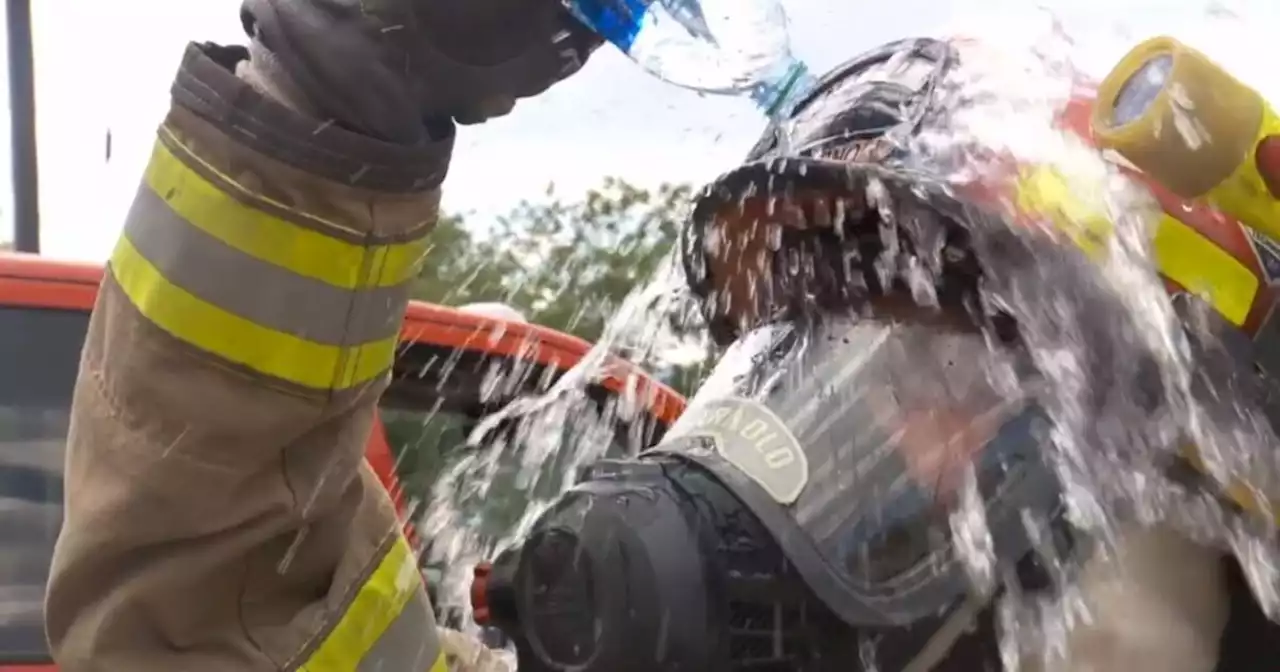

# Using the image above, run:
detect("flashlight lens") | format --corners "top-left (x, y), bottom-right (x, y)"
top-left (1112, 54), bottom-right (1174, 126)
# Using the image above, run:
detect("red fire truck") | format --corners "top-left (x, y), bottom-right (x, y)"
top-left (0, 251), bottom-right (686, 671)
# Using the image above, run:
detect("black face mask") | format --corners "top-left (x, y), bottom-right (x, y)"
top-left (470, 316), bottom-right (1077, 672)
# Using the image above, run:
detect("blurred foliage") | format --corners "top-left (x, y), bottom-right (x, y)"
top-left (386, 179), bottom-right (713, 536)
top-left (413, 177), bottom-right (693, 345)
top-left (381, 407), bottom-right (469, 512)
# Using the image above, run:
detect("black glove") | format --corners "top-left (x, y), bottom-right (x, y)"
top-left (240, 0), bottom-right (602, 143)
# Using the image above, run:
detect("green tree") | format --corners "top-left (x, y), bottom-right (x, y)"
top-left (414, 178), bottom-right (694, 344)
top-left (410, 213), bottom-right (501, 308)
top-left (394, 180), bottom-right (715, 577)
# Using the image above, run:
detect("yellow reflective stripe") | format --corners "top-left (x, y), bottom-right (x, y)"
top-left (150, 131), bottom-right (426, 290)
top-left (1201, 106), bottom-right (1280, 245)
top-left (125, 185), bottom-right (407, 346)
top-left (110, 235), bottom-right (396, 390)
top-left (1014, 163), bottom-right (1258, 326)
top-left (1152, 214), bottom-right (1258, 326)
top-left (301, 536), bottom-right (424, 671)
top-left (1013, 164), bottom-right (1115, 258)
top-left (1179, 444), bottom-right (1279, 526)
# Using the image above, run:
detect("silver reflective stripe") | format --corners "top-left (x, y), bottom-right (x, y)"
top-left (124, 185), bottom-right (408, 346)
top-left (356, 590), bottom-right (439, 671)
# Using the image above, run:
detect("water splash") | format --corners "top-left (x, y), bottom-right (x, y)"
top-left (420, 258), bottom-right (711, 629)
top-left (418, 3), bottom-right (1280, 666)
top-left (912, 23), bottom-right (1280, 666)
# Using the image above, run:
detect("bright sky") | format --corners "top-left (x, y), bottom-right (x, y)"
top-left (1, 0), bottom-right (1278, 261)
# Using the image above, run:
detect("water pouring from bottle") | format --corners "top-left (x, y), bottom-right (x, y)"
top-left (562, 0), bottom-right (818, 117)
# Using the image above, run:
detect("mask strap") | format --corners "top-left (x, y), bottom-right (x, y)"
top-left (900, 592), bottom-right (987, 672)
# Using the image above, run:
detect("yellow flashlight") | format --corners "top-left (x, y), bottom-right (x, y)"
top-left (1092, 36), bottom-right (1280, 244)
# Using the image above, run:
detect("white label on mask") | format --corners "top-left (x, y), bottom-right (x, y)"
top-left (665, 397), bottom-right (809, 504)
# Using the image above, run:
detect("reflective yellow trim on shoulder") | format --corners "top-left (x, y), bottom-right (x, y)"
top-left (1201, 107), bottom-right (1280, 245)
top-left (1153, 214), bottom-right (1258, 327)
top-left (301, 536), bottom-right (425, 671)
top-left (149, 131), bottom-right (426, 290)
top-left (1014, 163), bottom-right (1259, 327)
top-left (110, 235), bottom-right (396, 390)
top-left (1014, 163), bottom-right (1115, 258)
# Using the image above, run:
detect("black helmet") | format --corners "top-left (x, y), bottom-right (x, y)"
top-left (681, 37), bottom-right (998, 346)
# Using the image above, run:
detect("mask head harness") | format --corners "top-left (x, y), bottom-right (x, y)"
top-left (681, 38), bottom-right (979, 346)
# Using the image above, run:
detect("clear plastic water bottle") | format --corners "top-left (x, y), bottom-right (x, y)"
top-left (564, 0), bottom-right (818, 119)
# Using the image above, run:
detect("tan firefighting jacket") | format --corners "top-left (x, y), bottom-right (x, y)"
top-left (44, 42), bottom-right (451, 672)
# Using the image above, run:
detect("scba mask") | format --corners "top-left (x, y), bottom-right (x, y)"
top-left (470, 313), bottom-right (1079, 672)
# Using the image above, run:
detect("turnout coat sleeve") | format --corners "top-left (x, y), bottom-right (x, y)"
top-left (45, 42), bottom-right (453, 672)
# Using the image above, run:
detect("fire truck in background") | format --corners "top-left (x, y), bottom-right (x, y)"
top-left (0, 251), bottom-right (686, 671)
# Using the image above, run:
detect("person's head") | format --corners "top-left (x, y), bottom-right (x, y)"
top-left (680, 31), bottom-right (1280, 504)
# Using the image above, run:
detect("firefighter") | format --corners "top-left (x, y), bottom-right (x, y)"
top-left (42, 1), bottom-right (599, 670)
top-left (471, 38), bottom-right (1277, 672)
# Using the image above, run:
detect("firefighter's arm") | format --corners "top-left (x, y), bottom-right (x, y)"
top-left (45, 3), bottom-right (598, 666)
top-left (43, 42), bottom-right (451, 670)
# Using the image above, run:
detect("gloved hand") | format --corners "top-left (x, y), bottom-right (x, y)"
top-left (240, 0), bottom-right (602, 143)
